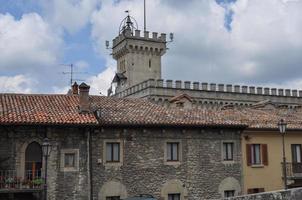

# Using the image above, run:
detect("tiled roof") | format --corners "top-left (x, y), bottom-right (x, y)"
top-left (0, 94), bottom-right (97, 125)
top-left (1, 93), bottom-right (301, 130)
top-left (90, 96), bottom-right (244, 127)
top-left (0, 93), bottom-right (244, 127)
top-left (226, 107), bottom-right (302, 130)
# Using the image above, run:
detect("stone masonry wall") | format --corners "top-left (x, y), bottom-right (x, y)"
top-left (91, 127), bottom-right (243, 200)
top-left (0, 126), bottom-right (90, 200)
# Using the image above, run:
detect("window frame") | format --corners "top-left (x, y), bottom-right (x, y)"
top-left (224, 190), bottom-right (235, 198)
top-left (251, 144), bottom-right (261, 165)
top-left (60, 149), bottom-right (79, 172)
top-left (223, 142), bottom-right (234, 161)
top-left (168, 193), bottom-right (181, 200)
top-left (167, 142), bottom-right (179, 161)
top-left (103, 139), bottom-right (123, 167)
top-left (106, 196), bottom-right (120, 200)
top-left (164, 140), bottom-right (182, 165)
top-left (106, 142), bottom-right (120, 163)
top-left (292, 144), bottom-right (302, 163)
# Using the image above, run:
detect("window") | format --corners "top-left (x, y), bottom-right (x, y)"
top-left (223, 142), bottom-right (234, 161)
top-left (251, 144), bottom-right (261, 165)
top-left (224, 190), bottom-right (235, 198)
top-left (247, 188), bottom-right (264, 194)
top-left (291, 144), bottom-right (302, 173)
top-left (246, 144), bottom-right (268, 166)
top-left (292, 144), bottom-right (302, 163)
top-left (106, 142), bottom-right (120, 162)
top-left (168, 193), bottom-right (180, 200)
top-left (60, 149), bottom-right (79, 172)
top-left (106, 196), bottom-right (120, 200)
top-left (167, 142), bottom-right (179, 161)
top-left (64, 153), bottom-right (75, 168)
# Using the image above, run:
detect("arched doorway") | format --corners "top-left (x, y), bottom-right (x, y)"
top-left (25, 142), bottom-right (42, 180)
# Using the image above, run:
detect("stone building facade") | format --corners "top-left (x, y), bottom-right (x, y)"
top-left (91, 127), bottom-right (243, 200)
top-left (0, 85), bottom-right (246, 200)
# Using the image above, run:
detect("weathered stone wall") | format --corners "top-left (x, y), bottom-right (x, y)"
top-left (0, 126), bottom-right (90, 200)
top-left (91, 127), bottom-right (243, 200)
top-left (223, 187), bottom-right (302, 200)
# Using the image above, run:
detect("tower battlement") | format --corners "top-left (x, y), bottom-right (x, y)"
top-left (114, 79), bottom-right (302, 108)
top-left (113, 29), bottom-right (166, 47)
top-left (112, 29), bottom-right (167, 60)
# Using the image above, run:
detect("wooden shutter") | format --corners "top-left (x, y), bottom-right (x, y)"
top-left (246, 144), bottom-right (252, 166)
top-left (262, 144), bottom-right (268, 166)
top-left (259, 188), bottom-right (265, 193)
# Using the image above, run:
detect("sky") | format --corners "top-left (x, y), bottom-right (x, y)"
top-left (0, 0), bottom-right (302, 95)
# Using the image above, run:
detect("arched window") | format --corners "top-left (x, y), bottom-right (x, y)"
top-left (25, 142), bottom-right (42, 180)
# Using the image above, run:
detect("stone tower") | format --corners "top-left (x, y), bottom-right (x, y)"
top-left (110, 14), bottom-right (167, 93)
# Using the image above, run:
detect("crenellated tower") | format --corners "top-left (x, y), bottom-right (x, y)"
top-left (109, 14), bottom-right (167, 94)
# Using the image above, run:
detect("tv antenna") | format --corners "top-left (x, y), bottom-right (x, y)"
top-left (61, 64), bottom-right (87, 86)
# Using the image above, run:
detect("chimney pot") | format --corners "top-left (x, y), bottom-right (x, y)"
top-left (72, 82), bottom-right (79, 95)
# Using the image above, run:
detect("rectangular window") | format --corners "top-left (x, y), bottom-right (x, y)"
top-left (292, 144), bottom-right (302, 163)
top-left (224, 190), bottom-right (235, 198)
top-left (106, 143), bottom-right (120, 162)
top-left (106, 196), bottom-right (120, 200)
top-left (247, 188), bottom-right (264, 194)
top-left (64, 153), bottom-right (75, 168)
top-left (167, 142), bottom-right (179, 161)
top-left (251, 144), bottom-right (261, 165)
top-left (168, 193), bottom-right (180, 200)
top-left (223, 142), bottom-right (234, 161)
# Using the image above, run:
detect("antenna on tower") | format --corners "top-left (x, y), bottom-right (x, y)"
top-left (61, 64), bottom-right (87, 86)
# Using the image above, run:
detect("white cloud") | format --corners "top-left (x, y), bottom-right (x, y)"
top-left (42, 0), bottom-right (101, 33)
top-left (0, 75), bottom-right (33, 93)
top-left (0, 12), bottom-right (64, 93)
top-left (90, 0), bottom-right (302, 93)
top-left (86, 59), bottom-right (115, 95)
top-left (0, 13), bottom-right (62, 72)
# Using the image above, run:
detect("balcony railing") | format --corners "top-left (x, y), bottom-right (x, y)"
top-left (283, 162), bottom-right (302, 179)
top-left (0, 170), bottom-right (43, 190)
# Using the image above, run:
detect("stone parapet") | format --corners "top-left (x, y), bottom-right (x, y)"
top-left (114, 79), bottom-right (302, 104)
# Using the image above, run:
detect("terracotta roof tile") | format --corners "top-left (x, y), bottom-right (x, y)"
top-left (0, 94), bottom-right (96, 125)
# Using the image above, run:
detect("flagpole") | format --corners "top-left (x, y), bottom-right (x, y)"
top-left (144, 0), bottom-right (146, 32)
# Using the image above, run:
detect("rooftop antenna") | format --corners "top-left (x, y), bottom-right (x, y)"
top-left (61, 64), bottom-right (87, 86)
top-left (144, 0), bottom-right (146, 32)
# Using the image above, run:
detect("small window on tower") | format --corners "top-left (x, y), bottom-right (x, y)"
top-left (149, 59), bottom-right (151, 69)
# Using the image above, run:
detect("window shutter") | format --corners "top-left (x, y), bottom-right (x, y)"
top-left (247, 189), bottom-right (253, 194)
top-left (246, 144), bottom-right (252, 166)
top-left (259, 188), bottom-right (265, 193)
top-left (262, 144), bottom-right (268, 166)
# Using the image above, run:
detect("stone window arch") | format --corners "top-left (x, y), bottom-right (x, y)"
top-left (218, 177), bottom-right (241, 198)
top-left (161, 179), bottom-right (188, 200)
top-left (18, 139), bottom-right (43, 179)
top-left (25, 142), bottom-right (42, 180)
top-left (99, 180), bottom-right (127, 200)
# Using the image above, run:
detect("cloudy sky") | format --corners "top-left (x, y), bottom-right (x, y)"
top-left (0, 0), bottom-right (302, 95)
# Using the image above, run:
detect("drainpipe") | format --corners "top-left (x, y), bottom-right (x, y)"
top-left (87, 128), bottom-right (93, 200)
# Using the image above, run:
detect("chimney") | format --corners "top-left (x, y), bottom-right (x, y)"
top-left (72, 82), bottom-right (79, 95)
top-left (79, 82), bottom-right (90, 113)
